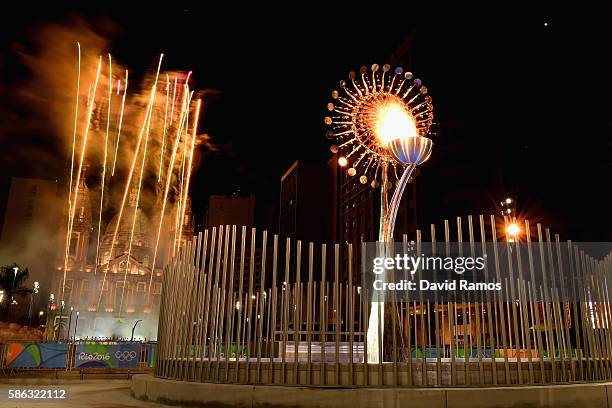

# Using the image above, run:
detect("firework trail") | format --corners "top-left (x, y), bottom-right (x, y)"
top-left (111, 69), bottom-right (128, 176)
top-left (116, 93), bottom-right (154, 315)
top-left (147, 88), bottom-right (193, 301)
top-left (93, 54), bottom-right (112, 275)
top-left (117, 55), bottom-right (164, 316)
top-left (178, 99), bottom-right (200, 248)
top-left (67, 43), bottom-right (81, 239)
top-left (173, 73), bottom-right (193, 254)
top-left (61, 56), bottom-right (102, 303)
top-left (63, 42), bottom-right (80, 304)
top-left (174, 124), bottom-right (187, 253)
top-left (59, 46), bottom-right (203, 316)
top-left (169, 76), bottom-right (177, 126)
top-left (158, 74), bottom-right (170, 182)
top-left (95, 85), bottom-right (155, 310)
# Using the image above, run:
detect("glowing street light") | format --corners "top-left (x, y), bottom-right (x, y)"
top-left (501, 197), bottom-right (520, 242)
top-left (7, 266), bottom-right (19, 320)
top-left (325, 64), bottom-right (434, 363)
top-left (506, 223), bottom-right (520, 237)
top-left (501, 197), bottom-right (515, 216)
top-left (506, 222), bottom-right (521, 243)
top-left (11, 266), bottom-right (18, 298)
top-left (73, 311), bottom-right (80, 341)
top-left (28, 281), bottom-right (40, 328)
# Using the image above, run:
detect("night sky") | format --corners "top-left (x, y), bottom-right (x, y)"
top-left (1, 6), bottom-right (610, 240)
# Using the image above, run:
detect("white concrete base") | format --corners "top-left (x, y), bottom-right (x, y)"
top-left (132, 374), bottom-right (612, 408)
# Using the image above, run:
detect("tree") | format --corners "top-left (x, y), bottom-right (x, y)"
top-left (0, 263), bottom-right (31, 320)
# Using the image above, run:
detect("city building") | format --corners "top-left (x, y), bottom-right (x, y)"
top-left (48, 173), bottom-right (193, 341)
top-left (0, 177), bottom-right (61, 317)
top-left (331, 156), bottom-right (418, 281)
top-left (279, 160), bottom-right (334, 245)
top-left (205, 194), bottom-right (256, 229)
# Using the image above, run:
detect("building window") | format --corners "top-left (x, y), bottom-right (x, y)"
top-left (82, 280), bottom-right (91, 291)
top-left (152, 282), bottom-right (162, 295)
top-left (69, 233), bottom-right (79, 256)
top-left (136, 282), bottom-right (146, 292)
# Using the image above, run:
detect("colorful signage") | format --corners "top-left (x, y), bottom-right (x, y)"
top-left (4, 342), bottom-right (68, 368)
top-left (74, 343), bottom-right (141, 369)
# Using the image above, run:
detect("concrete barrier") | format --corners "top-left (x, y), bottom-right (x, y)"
top-left (132, 374), bottom-right (612, 408)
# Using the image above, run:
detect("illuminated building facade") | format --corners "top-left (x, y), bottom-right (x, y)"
top-left (50, 174), bottom-right (193, 340)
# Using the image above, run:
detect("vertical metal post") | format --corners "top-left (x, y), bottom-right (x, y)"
top-left (256, 231), bottom-right (268, 383)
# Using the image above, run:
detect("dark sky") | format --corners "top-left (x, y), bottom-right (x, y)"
top-left (1, 6), bottom-right (610, 240)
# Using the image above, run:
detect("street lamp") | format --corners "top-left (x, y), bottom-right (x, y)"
top-left (55, 300), bottom-right (65, 341)
top-left (67, 307), bottom-right (74, 342)
top-left (501, 197), bottom-right (520, 242)
top-left (7, 266), bottom-right (18, 320)
top-left (325, 64), bottom-right (434, 363)
top-left (131, 319), bottom-right (143, 342)
top-left (28, 281), bottom-right (39, 328)
top-left (501, 197), bottom-right (514, 217)
top-left (73, 311), bottom-right (79, 341)
top-left (506, 222), bottom-right (521, 242)
top-left (12, 266), bottom-right (18, 290)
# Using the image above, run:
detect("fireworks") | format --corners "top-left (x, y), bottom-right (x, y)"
top-left (324, 64), bottom-right (434, 187)
top-left (61, 45), bottom-right (203, 317)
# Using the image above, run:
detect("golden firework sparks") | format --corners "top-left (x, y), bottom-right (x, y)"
top-left (62, 55), bottom-right (102, 304)
top-left (111, 69), bottom-right (128, 176)
top-left (93, 54), bottom-right (113, 276)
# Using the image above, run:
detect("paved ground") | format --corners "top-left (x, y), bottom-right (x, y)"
top-left (0, 379), bottom-right (167, 408)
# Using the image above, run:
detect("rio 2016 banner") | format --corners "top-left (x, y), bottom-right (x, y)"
top-left (4, 342), bottom-right (68, 368)
top-left (74, 343), bottom-right (141, 369)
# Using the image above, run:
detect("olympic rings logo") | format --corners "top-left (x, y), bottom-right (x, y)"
top-left (114, 350), bottom-right (138, 361)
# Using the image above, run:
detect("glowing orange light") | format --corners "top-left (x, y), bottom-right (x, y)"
top-left (506, 223), bottom-right (521, 237)
top-left (338, 157), bottom-right (348, 167)
top-left (375, 102), bottom-right (417, 145)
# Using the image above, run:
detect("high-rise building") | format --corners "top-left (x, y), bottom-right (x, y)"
top-left (205, 194), bottom-right (256, 230)
top-left (276, 158), bottom-right (417, 282)
top-left (331, 157), bottom-right (418, 281)
top-left (279, 161), bottom-right (334, 245)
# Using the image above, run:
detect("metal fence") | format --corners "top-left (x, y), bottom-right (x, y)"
top-left (155, 217), bottom-right (612, 387)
